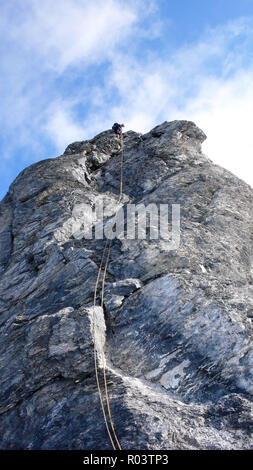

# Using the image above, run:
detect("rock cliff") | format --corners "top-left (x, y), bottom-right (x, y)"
top-left (0, 120), bottom-right (252, 449)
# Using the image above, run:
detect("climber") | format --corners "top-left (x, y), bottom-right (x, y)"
top-left (112, 123), bottom-right (125, 136)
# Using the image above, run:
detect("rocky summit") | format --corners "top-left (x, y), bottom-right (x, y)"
top-left (0, 120), bottom-right (252, 450)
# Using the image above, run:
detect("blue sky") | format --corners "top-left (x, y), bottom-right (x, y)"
top-left (1, 0), bottom-right (253, 200)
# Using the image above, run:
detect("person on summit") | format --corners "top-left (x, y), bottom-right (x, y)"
top-left (112, 122), bottom-right (125, 136)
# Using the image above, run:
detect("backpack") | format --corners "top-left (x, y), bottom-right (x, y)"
top-left (112, 123), bottom-right (120, 131)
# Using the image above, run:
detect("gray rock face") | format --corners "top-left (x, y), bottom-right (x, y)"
top-left (0, 120), bottom-right (252, 449)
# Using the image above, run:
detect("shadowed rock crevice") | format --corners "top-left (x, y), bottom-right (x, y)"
top-left (0, 120), bottom-right (252, 450)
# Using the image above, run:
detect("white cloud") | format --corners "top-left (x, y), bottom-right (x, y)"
top-left (0, 0), bottom-right (149, 160)
top-left (184, 71), bottom-right (253, 187)
top-left (44, 103), bottom-right (85, 149)
top-left (1, 3), bottom-right (253, 191)
top-left (74, 17), bottom-right (253, 187)
top-left (1, 0), bottom-right (143, 71)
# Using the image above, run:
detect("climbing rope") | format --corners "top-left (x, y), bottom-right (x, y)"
top-left (92, 133), bottom-right (124, 450)
top-left (92, 243), bottom-right (116, 450)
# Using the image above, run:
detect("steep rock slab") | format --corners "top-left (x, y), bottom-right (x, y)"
top-left (0, 121), bottom-right (252, 449)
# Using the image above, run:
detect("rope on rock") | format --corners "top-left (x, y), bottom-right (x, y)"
top-left (92, 243), bottom-right (116, 450)
top-left (92, 133), bottom-right (124, 450)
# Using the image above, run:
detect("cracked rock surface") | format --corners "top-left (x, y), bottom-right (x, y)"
top-left (0, 120), bottom-right (252, 449)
